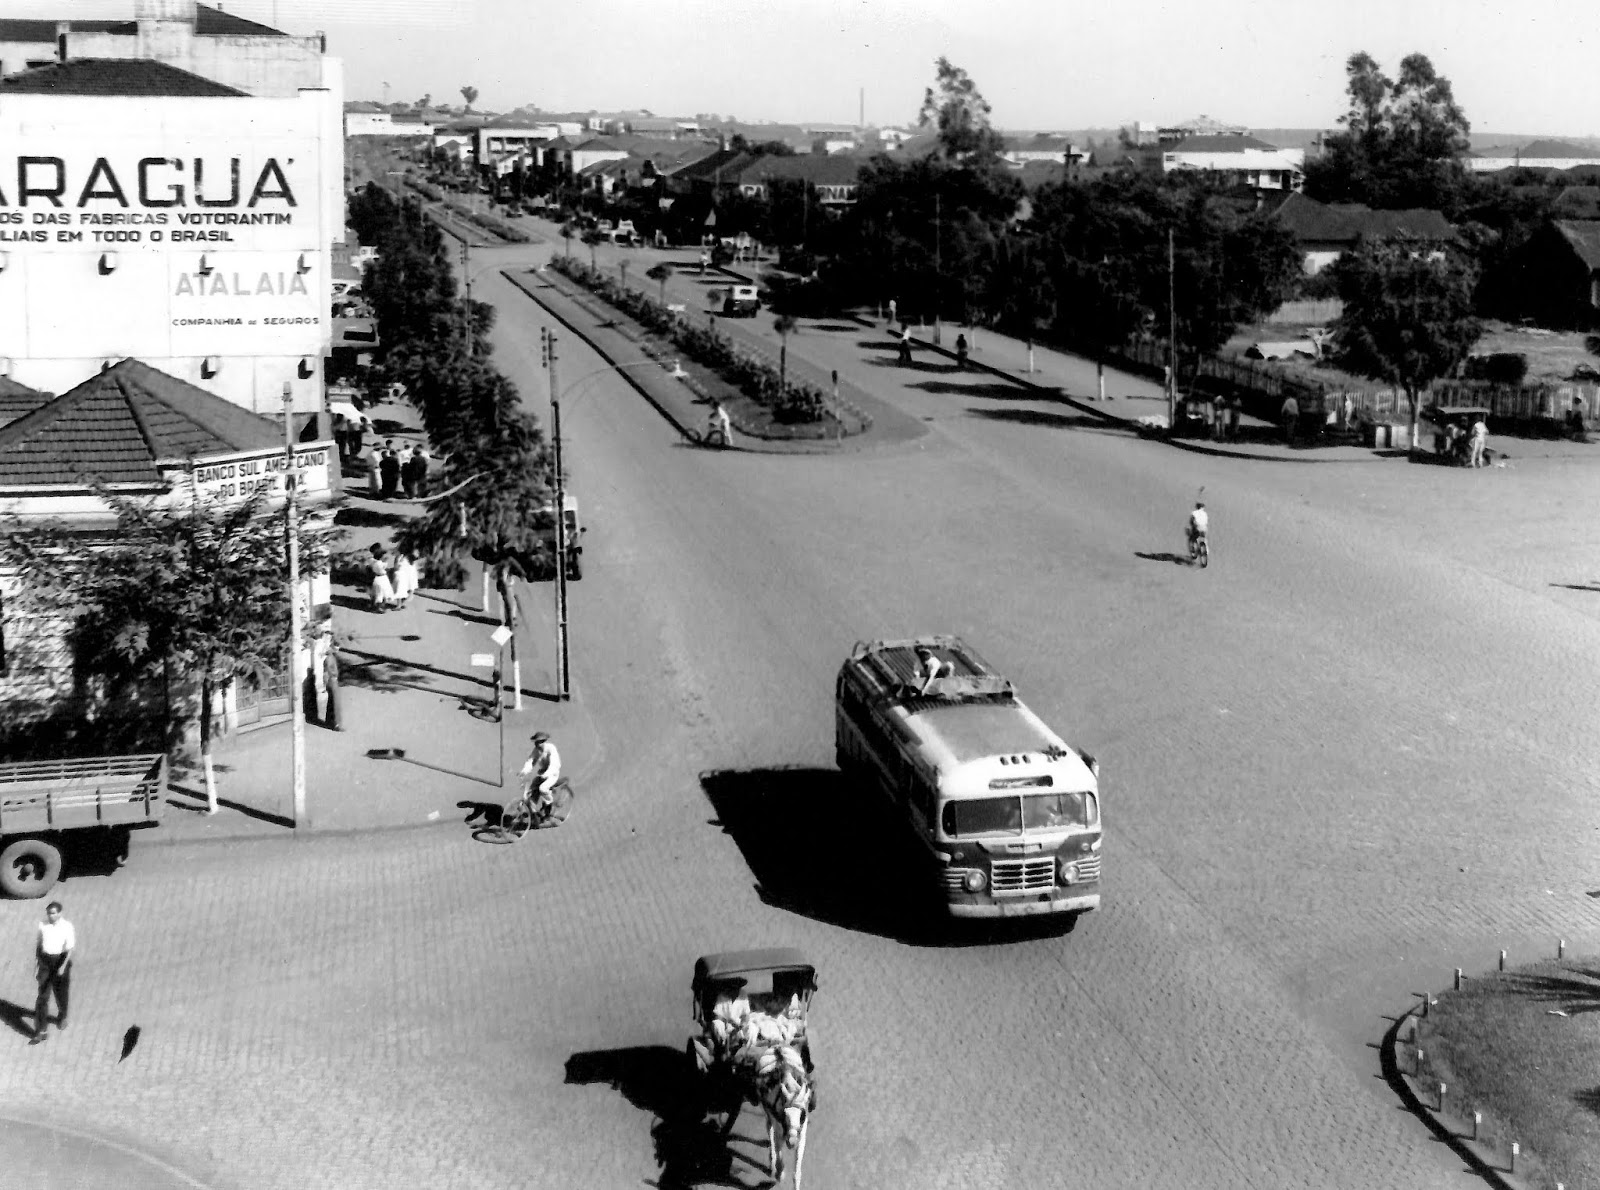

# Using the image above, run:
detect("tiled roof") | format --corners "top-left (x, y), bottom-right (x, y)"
top-left (731, 154), bottom-right (862, 186)
top-left (1169, 134), bottom-right (1283, 153)
top-left (1554, 186), bottom-right (1600, 218)
top-left (1271, 193), bottom-right (1453, 245)
top-left (0, 379), bottom-right (51, 432)
top-left (0, 360), bottom-right (281, 488)
top-left (0, 19), bottom-right (128, 40)
top-left (666, 148), bottom-right (758, 182)
top-left (193, 2), bottom-right (285, 36)
top-left (0, 4), bottom-right (280, 42)
top-left (1518, 140), bottom-right (1598, 160)
top-left (1554, 221), bottom-right (1600, 270)
top-left (0, 58), bottom-right (245, 97)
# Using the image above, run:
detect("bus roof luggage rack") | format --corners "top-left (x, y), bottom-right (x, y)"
top-left (849, 636), bottom-right (1014, 701)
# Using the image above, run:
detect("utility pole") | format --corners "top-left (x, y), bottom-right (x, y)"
top-left (544, 330), bottom-right (571, 700)
top-left (1167, 227), bottom-right (1177, 433)
top-left (282, 381), bottom-right (307, 827)
top-left (933, 192), bottom-right (943, 347)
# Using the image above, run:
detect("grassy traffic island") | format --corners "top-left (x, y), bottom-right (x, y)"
top-left (1410, 956), bottom-right (1600, 1189)
top-left (546, 255), bottom-right (871, 442)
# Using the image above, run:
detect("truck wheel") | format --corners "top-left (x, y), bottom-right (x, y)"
top-left (0, 838), bottom-right (62, 898)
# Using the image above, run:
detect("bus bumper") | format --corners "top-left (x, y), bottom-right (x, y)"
top-left (949, 890), bottom-right (1100, 919)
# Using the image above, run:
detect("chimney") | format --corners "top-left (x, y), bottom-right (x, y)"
top-left (55, 22), bottom-right (68, 62)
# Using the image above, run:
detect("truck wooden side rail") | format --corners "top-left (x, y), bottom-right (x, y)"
top-left (0, 753), bottom-right (166, 897)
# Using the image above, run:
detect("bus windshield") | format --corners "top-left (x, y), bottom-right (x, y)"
top-left (941, 791), bottom-right (1097, 837)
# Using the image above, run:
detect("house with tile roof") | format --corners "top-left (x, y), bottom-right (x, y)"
top-left (729, 154), bottom-right (865, 206)
top-left (0, 359), bottom-right (337, 739)
top-left (1001, 134), bottom-right (1083, 168)
top-left (1266, 192), bottom-right (1454, 273)
top-left (0, 1), bottom-right (331, 99)
top-left (1154, 133), bottom-right (1304, 191)
top-left (1501, 220), bottom-right (1600, 328)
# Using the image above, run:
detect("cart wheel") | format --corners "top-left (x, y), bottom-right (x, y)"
top-left (500, 798), bottom-right (533, 841)
top-left (0, 838), bottom-right (62, 898)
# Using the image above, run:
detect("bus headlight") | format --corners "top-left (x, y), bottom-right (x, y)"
top-left (1058, 858), bottom-right (1076, 885)
top-left (963, 869), bottom-right (986, 893)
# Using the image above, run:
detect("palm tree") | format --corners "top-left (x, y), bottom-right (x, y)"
top-left (773, 314), bottom-right (798, 393)
top-left (560, 222), bottom-right (574, 258)
top-left (647, 262), bottom-right (674, 306)
top-left (582, 228), bottom-right (603, 270)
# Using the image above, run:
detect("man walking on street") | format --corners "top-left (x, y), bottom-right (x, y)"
top-left (31, 901), bottom-right (73, 1044)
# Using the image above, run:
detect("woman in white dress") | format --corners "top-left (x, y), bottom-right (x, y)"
top-left (368, 546), bottom-right (395, 611)
top-left (391, 551), bottom-right (418, 608)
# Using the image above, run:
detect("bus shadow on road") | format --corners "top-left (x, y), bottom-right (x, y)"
top-left (565, 1045), bottom-right (749, 1190)
top-left (701, 766), bottom-right (1065, 948)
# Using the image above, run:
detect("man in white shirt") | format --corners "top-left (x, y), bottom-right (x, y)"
top-left (913, 646), bottom-right (949, 695)
top-left (32, 901), bottom-right (73, 1044)
top-left (520, 731), bottom-right (562, 816)
top-left (1187, 502), bottom-right (1209, 549)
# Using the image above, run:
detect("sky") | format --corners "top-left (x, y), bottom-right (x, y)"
top-left (19, 0), bottom-right (1599, 137)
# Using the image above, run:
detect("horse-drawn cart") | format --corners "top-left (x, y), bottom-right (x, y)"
top-left (689, 949), bottom-right (818, 1187)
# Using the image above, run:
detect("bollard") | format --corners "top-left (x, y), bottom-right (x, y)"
top-left (1473, 1110), bottom-right (1481, 1140)
top-left (1559, 939), bottom-right (1565, 961)
top-left (1510, 1142), bottom-right (1519, 1174)
top-left (1500, 949), bottom-right (1506, 972)
top-left (1438, 1082), bottom-right (1447, 1112)
top-left (1415, 1047), bottom-right (1424, 1076)
top-left (1455, 968), bottom-right (1463, 991)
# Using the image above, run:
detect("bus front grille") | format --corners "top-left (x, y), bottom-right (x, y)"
top-left (1074, 855), bottom-right (1101, 883)
top-left (990, 858), bottom-right (1056, 895)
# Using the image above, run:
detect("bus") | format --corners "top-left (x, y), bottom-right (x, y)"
top-left (835, 636), bottom-right (1101, 921)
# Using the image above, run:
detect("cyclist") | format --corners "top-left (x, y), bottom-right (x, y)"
top-left (520, 731), bottom-right (562, 820)
top-left (706, 402), bottom-right (732, 448)
top-left (1186, 501), bottom-right (1209, 559)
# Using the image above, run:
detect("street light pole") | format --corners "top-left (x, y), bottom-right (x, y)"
top-left (1167, 227), bottom-right (1177, 433)
top-left (282, 381), bottom-right (307, 827)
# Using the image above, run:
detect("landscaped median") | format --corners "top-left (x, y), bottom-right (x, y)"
top-left (1395, 947), bottom-right (1600, 1190)
top-left (546, 255), bottom-right (869, 441)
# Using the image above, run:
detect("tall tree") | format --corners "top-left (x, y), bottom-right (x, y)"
top-left (460, 85), bottom-right (479, 112)
top-left (1333, 239), bottom-right (1481, 449)
top-left (1304, 51), bottom-right (1473, 214)
top-left (916, 57), bottom-right (1007, 163)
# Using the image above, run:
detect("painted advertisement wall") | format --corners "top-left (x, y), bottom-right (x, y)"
top-left (0, 92), bottom-right (339, 413)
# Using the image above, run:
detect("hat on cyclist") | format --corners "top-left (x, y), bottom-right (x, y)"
top-left (531, 731), bottom-right (550, 744)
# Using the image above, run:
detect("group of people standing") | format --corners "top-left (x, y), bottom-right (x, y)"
top-left (367, 544), bottom-right (418, 612)
top-left (367, 439), bottom-right (431, 501)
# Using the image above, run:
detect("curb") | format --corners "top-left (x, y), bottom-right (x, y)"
top-left (1382, 1004), bottom-right (1533, 1190)
top-left (499, 267), bottom-right (701, 444)
top-left (861, 315), bottom-right (1390, 465)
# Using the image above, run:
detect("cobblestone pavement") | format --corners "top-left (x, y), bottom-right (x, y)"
top-left (4, 237), bottom-right (1599, 1188)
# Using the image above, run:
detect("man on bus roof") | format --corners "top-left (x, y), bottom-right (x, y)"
top-left (914, 645), bottom-right (949, 695)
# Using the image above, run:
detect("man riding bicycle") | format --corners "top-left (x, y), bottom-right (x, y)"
top-left (1187, 501), bottom-right (1209, 552)
top-left (520, 731), bottom-right (562, 819)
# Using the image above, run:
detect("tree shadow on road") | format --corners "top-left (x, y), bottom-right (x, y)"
top-left (912, 379), bottom-right (1038, 400)
top-left (969, 407), bottom-right (1126, 434)
top-left (566, 1045), bottom-right (751, 1190)
top-left (1500, 964), bottom-right (1600, 1015)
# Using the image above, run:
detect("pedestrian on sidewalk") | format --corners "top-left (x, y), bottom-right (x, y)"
top-left (399, 444), bottom-right (419, 498)
top-left (897, 324), bottom-right (913, 366)
top-left (955, 333), bottom-right (968, 370)
top-left (1280, 394), bottom-right (1299, 446)
top-left (379, 447), bottom-right (401, 500)
top-left (410, 447), bottom-right (430, 498)
top-left (332, 413), bottom-right (349, 463)
top-left (368, 544), bottom-right (395, 612)
top-left (888, 297), bottom-right (897, 327)
top-left (392, 550), bottom-right (419, 608)
top-left (1228, 396), bottom-right (1242, 442)
top-left (30, 901), bottom-right (73, 1044)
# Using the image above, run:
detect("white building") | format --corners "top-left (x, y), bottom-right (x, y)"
top-left (1469, 139), bottom-right (1600, 174)
top-left (1154, 134), bottom-right (1304, 191)
top-left (0, 65), bottom-right (342, 421)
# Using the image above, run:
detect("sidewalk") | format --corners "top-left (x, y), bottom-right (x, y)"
top-left (152, 402), bottom-right (601, 843)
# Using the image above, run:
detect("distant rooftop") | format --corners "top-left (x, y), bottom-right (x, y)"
top-left (0, 3), bottom-right (285, 41)
top-left (0, 58), bottom-right (245, 97)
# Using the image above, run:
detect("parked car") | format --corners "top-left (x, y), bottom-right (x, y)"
top-left (722, 285), bottom-right (761, 317)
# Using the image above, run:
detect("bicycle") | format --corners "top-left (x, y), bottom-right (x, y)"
top-left (1188, 530), bottom-right (1209, 569)
top-left (500, 777), bottom-right (574, 841)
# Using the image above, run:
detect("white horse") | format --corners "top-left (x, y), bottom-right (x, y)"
top-left (753, 1045), bottom-right (813, 1189)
